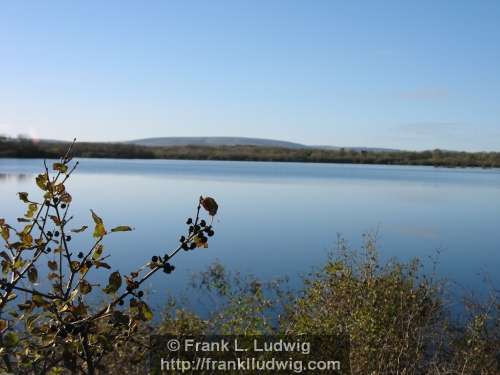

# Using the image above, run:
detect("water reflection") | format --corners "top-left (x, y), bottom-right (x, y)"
top-left (0, 172), bottom-right (32, 182)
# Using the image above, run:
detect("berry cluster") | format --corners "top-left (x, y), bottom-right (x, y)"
top-left (181, 217), bottom-right (215, 251)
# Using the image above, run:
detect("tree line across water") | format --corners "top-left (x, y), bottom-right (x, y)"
top-left (1, 136), bottom-right (500, 168)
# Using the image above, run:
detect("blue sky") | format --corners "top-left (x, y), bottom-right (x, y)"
top-left (1, 1), bottom-right (499, 151)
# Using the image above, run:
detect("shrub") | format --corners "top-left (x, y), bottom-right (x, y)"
top-left (161, 235), bottom-right (499, 374)
top-left (0, 141), bottom-right (218, 374)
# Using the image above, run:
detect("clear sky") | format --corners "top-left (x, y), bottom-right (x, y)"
top-left (1, 1), bottom-right (499, 151)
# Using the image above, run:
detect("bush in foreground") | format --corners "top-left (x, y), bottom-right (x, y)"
top-left (0, 142), bottom-right (218, 374)
top-left (160, 236), bottom-right (499, 375)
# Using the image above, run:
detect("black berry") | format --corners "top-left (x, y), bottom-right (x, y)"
top-left (186, 218), bottom-right (193, 225)
top-left (78, 252), bottom-right (84, 259)
top-left (179, 235), bottom-right (186, 242)
top-left (137, 291), bottom-right (144, 298)
top-left (151, 256), bottom-right (158, 262)
top-left (61, 203), bottom-right (67, 209)
top-left (163, 263), bottom-right (174, 274)
top-left (200, 219), bottom-right (206, 227)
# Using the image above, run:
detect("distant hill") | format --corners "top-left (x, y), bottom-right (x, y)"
top-left (127, 137), bottom-right (399, 152)
top-left (127, 137), bottom-right (307, 149)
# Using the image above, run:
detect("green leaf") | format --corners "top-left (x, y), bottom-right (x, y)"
top-left (103, 271), bottom-right (121, 294)
top-left (139, 302), bottom-right (153, 321)
top-left (18, 192), bottom-right (30, 203)
top-left (94, 261), bottom-right (111, 269)
top-left (32, 294), bottom-right (47, 307)
top-left (110, 226), bottom-right (133, 232)
top-left (48, 367), bottom-right (65, 375)
top-left (71, 225), bottom-right (88, 233)
top-left (92, 244), bottom-right (103, 261)
top-left (3, 331), bottom-right (19, 347)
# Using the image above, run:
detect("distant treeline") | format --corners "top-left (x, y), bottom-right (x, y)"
top-left (1, 137), bottom-right (500, 168)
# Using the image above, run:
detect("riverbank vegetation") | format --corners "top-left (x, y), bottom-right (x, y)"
top-left (1, 136), bottom-right (500, 168)
top-left (103, 234), bottom-right (500, 374)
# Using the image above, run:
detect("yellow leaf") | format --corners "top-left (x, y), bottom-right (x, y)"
top-left (25, 203), bottom-right (37, 219)
top-left (35, 174), bottom-right (48, 190)
top-left (19, 232), bottom-right (33, 247)
top-left (1, 226), bottom-right (9, 241)
top-left (92, 244), bottom-right (103, 260)
top-left (90, 210), bottom-right (106, 238)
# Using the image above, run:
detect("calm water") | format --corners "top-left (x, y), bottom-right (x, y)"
top-left (1, 159), bottom-right (499, 312)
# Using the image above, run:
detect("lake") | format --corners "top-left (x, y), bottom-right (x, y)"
top-left (1, 158), bottom-right (499, 313)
